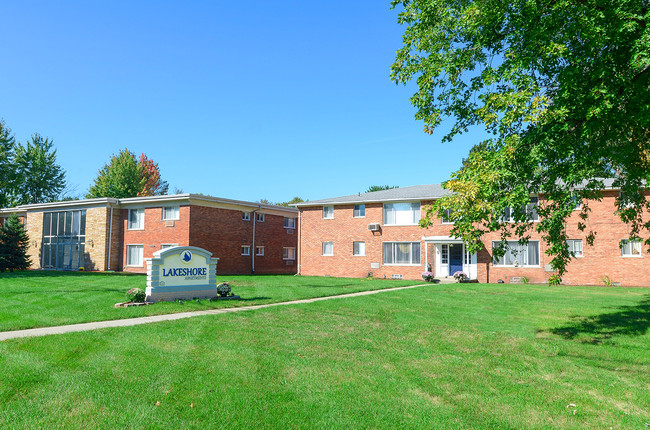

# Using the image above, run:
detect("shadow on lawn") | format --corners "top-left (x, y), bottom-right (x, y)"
top-left (1, 270), bottom-right (141, 279)
top-left (550, 294), bottom-right (650, 343)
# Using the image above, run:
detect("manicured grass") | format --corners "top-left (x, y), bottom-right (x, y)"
top-left (0, 271), bottom-right (420, 331)
top-left (0, 283), bottom-right (648, 428)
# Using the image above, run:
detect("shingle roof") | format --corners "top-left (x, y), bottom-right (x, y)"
top-left (293, 184), bottom-right (450, 207)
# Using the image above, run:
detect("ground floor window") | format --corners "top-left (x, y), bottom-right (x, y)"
top-left (283, 247), bottom-right (296, 260)
top-left (383, 242), bottom-right (421, 265)
top-left (353, 241), bottom-right (365, 256)
top-left (241, 245), bottom-right (251, 256)
top-left (160, 244), bottom-right (178, 250)
top-left (621, 239), bottom-right (642, 257)
top-left (492, 241), bottom-right (540, 266)
top-left (567, 239), bottom-right (583, 257)
top-left (126, 245), bottom-right (144, 267)
top-left (322, 242), bottom-right (333, 256)
top-left (41, 210), bottom-right (86, 270)
top-left (256, 246), bottom-right (264, 256)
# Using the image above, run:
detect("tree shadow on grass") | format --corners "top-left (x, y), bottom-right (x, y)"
top-left (550, 294), bottom-right (650, 344)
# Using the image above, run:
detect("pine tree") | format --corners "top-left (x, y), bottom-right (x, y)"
top-left (0, 214), bottom-right (31, 272)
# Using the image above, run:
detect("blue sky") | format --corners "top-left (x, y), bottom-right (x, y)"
top-left (0, 1), bottom-right (488, 203)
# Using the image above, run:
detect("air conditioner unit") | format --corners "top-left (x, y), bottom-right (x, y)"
top-left (368, 223), bottom-right (381, 232)
top-left (165, 220), bottom-right (175, 227)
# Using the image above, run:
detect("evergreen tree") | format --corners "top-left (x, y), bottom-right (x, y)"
top-left (0, 119), bottom-right (16, 209)
top-left (0, 214), bottom-right (31, 272)
top-left (12, 134), bottom-right (66, 205)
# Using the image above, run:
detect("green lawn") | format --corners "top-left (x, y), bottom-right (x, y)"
top-left (0, 271), bottom-right (420, 331)
top-left (0, 282), bottom-right (648, 428)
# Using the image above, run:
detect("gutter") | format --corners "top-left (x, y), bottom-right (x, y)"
top-left (251, 204), bottom-right (261, 274)
top-left (296, 209), bottom-right (301, 275)
top-left (107, 206), bottom-right (113, 270)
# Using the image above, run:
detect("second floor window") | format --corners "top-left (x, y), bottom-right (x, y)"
top-left (323, 206), bottom-right (334, 219)
top-left (128, 209), bottom-right (144, 230)
top-left (354, 204), bottom-right (365, 218)
top-left (162, 206), bottom-right (179, 220)
top-left (383, 202), bottom-right (420, 226)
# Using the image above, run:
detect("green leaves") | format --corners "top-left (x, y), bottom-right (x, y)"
top-left (392, 0), bottom-right (650, 275)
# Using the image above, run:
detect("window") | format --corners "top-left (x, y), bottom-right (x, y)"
top-left (256, 213), bottom-right (265, 222)
top-left (567, 239), bottom-right (583, 257)
top-left (41, 210), bottom-right (86, 270)
top-left (621, 239), bottom-right (642, 257)
top-left (501, 197), bottom-right (539, 222)
top-left (128, 209), bottom-right (144, 230)
top-left (492, 241), bottom-right (540, 266)
top-left (241, 245), bottom-right (251, 256)
top-left (242, 212), bottom-right (251, 221)
top-left (160, 244), bottom-right (178, 250)
top-left (353, 241), bottom-right (365, 256)
top-left (383, 242), bottom-right (421, 265)
top-left (322, 242), bottom-right (334, 256)
top-left (441, 244), bottom-right (449, 264)
top-left (354, 204), bottom-right (365, 218)
top-left (283, 247), bottom-right (296, 260)
top-left (284, 217), bottom-right (296, 229)
top-left (162, 206), bottom-right (180, 220)
top-left (441, 209), bottom-right (453, 224)
top-left (126, 245), bottom-right (143, 267)
top-left (256, 246), bottom-right (264, 256)
top-left (323, 206), bottom-right (334, 219)
top-left (383, 202), bottom-right (420, 225)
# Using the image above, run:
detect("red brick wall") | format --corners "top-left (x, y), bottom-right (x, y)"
top-left (121, 206), bottom-right (191, 273)
top-left (299, 193), bottom-right (650, 286)
top-left (189, 206), bottom-right (298, 275)
top-left (299, 201), bottom-right (453, 280)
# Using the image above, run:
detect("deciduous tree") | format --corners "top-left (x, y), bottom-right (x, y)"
top-left (391, 0), bottom-right (650, 275)
top-left (87, 149), bottom-right (168, 198)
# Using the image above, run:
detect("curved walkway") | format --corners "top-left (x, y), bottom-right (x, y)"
top-left (0, 283), bottom-right (428, 341)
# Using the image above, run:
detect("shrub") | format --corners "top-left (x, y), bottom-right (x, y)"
top-left (453, 271), bottom-right (468, 282)
top-left (601, 275), bottom-right (612, 287)
top-left (548, 274), bottom-right (562, 286)
top-left (521, 276), bottom-right (530, 285)
top-left (421, 271), bottom-right (434, 282)
top-left (217, 282), bottom-right (232, 297)
top-left (126, 288), bottom-right (146, 303)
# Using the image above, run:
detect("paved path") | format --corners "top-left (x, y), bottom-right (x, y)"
top-left (0, 284), bottom-right (429, 341)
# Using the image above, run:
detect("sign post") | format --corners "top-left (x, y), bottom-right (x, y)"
top-left (145, 246), bottom-right (219, 302)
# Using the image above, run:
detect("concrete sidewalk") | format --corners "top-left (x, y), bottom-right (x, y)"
top-left (0, 283), bottom-right (429, 341)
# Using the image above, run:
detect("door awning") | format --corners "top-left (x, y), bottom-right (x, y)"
top-left (422, 236), bottom-right (464, 244)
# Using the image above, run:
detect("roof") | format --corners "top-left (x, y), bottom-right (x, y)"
top-left (0, 194), bottom-right (298, 217)
top-left (293, 184), bottom-right (450, 207)
top-left (292, 178), bottom-right (629, 208)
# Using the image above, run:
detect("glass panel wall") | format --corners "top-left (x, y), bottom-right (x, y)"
top-left (41, 210), bottom-right (86, 270)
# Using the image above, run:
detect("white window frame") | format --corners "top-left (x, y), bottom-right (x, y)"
top-left (256, 213), bottom-right (265, 222)
top-left (242, 212), bottom-right (251, 221)
top-left (162, 206), bottom-right (180, 221)
top-left (128, 209), bottom-right (144, 230)
top-left (353, 204), bottom-right (365, 218)
top-left (383, 202), bottom-right (420, 226)
top-left (322, 241), bottom-right (334, 256)
top-left (501, 197), bottom-right (539, 223)
top-left (241, 245), bottom-right (251, 256)
top-left (353, 241), bottom-right (365, 256)
top-left (492, 241), bottom-right (541, 267)
top-left (441, 209), bottom-right (453, 225)
top-left (323, 205), bottom-right (334, 219)
top-left (256, 246), bottom-right (265, 256)
top-left (283, 247), bottom-right (296, 260)
top-left (284, 217), bottom-right (296, 229)
top-left (126, 244), bottom-right (144, 267)
top-left (160, 243), bottom-right (178, 250)
top-left (567, 239), bottom-right (583, 257)
top-left (382, 242), bottom-right (421, 266)
top-left (621, 239), bottom-right (642, 257)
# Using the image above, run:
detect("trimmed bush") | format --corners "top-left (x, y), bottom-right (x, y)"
top-left (126, 288), bottom-right (146, 303)
top-left (216, 282), bottom-right (231, 297)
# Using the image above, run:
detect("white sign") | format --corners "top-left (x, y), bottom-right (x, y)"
top-left (145, 246), bottom-right (219, 301)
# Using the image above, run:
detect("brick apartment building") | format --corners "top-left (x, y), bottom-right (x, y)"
top-left (0, 194), bottom-right (298, 275)
top-left (294, 184), bottom-right (650, 287)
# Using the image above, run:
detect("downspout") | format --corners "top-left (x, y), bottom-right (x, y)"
top-left (296, 209), bottom-right (301, 275)
top-left (107, 206), bottom-right (113, 271)
top-left (251, 204), bottom-right (261, 274)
